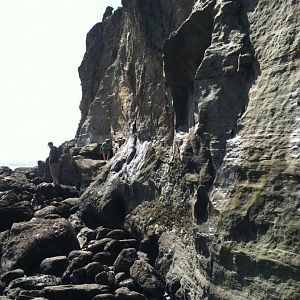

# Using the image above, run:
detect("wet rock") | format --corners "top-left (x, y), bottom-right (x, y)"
top-left (0, 218), bottom-right (79, 273)
top-left (44, 284), bottom-right (109, 300)
top-left (113, 248), bottom-right (138, 273)
top-left (0, 191), bottom-right (33, 231)
top-left (114, 287), bottom-right (145, 300)
top-left (0, 269), bottom-right (24, 286)
top-left (130, 260), bottom-right (165, 298)
top-left (6, 275), bottom-right (61, 290)
top-left (39, 256), bottom-right (69, 276)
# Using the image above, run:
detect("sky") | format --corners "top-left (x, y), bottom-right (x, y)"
top-left (0, 0), bottom-right (122, 168)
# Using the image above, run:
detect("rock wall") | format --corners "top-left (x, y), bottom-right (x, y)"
top-left (75, 0), bottom-right (300, 299)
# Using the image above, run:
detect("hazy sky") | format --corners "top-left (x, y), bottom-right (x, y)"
top-left (0, 0), bottom-right (122, 167)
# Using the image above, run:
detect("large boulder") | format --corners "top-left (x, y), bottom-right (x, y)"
top-left (44, 284), bottom-right (109, 300)
top-left (0, 171), bottom-right (36, 194)
top-left (0, 191), bottom-right (33, 231)
top-left (37, 183), bottom-right (79, 200)
top-left (0, 218), bottom-right (79, 273)
top-left (130, 260), bottom-right (165, 298)
top-left (113, 248), bottom-right (138, 274)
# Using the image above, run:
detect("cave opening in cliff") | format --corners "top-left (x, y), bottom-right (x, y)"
top-left (163, 7), bottom-right (214, 132)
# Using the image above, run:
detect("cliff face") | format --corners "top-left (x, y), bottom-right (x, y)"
top-left (76, 0), bottom-right (300, 299)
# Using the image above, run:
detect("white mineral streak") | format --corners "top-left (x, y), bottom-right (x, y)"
top-left (289, 88), bottom-right (300, 160)
top-left (210, 134), bottom-right (242, 211)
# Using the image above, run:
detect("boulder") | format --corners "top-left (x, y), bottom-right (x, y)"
top-left (39, 256), bottom-right (69, 276)
top-left (0, 218), bottom-right (79, 273)
top-left (0, 191), bottom-right (33, 231)
top-left (84, 262), bottom-right (108, 283)
top-left (44, 284), bottom-right (109, 300)
top-left (130, 260), bottom-right (165, 298)
top-left (37, 183), bottom-right (79, 200)
top-left (92, 294), bottom-right (116, 300)
top-left (0, 269), bottom-right (24, 286)
top-left (6, 275), bottom-right (61, 290)
top-left (113, 248), bottom-right (138, 273)
top-left (106, 229), bottom-right (129, 240)
top-left (0, 172), bottom-right (36, 193)
top-left (114, 287), bottom-right (145, 300)
top-left (93, 252), bottom-right (114, 266)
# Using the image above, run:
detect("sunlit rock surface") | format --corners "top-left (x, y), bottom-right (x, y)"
top-left (1, 0), bottom-right (299, 299)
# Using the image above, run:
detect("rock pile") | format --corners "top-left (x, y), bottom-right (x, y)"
top-left (0, 167), bottom-right (167, 300)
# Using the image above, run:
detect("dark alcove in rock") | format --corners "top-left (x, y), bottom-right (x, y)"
top-left (163, 5), bottom-right (214, 132)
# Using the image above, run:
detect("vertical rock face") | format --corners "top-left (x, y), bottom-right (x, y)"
top-left (76, 0), bottom-right (300, 299)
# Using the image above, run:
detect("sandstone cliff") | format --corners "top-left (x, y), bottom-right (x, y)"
top-left (75, 0), bottom-right (300, 299)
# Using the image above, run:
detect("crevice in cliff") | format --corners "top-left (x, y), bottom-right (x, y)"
top-left (163, 4), bottom-right (214, 132)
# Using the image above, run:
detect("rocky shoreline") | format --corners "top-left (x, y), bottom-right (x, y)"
top-left (0, 165), bottom-right (167, 300)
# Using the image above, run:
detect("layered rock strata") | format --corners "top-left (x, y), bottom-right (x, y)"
top-left (75, 0), bottom-right (300, 299)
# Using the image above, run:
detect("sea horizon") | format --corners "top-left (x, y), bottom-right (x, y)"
top-left (0, 160), bottom-right (38, 170)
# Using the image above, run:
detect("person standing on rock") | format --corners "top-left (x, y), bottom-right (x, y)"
top-left (101, 139), bottom-right (112, 161)
top-left (48, 142), bottom-right (60, 186)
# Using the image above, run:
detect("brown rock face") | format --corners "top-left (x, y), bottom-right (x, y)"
top-left (75, 1), bottom-right (300, 299)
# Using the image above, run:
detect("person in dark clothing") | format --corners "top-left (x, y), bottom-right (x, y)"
top-left (101, 139), bottom-right (112, 161)
top-left (48, 142), bottom-right (60, 185)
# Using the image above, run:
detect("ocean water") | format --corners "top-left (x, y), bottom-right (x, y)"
top-left (0, 161), bottom-right (37, 170)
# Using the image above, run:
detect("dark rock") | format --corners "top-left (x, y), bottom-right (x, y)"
top-left (103, 240), bottom-right (124, 257)
top-left (106, 229), bottom-right (129, 240)
top-left (38, 183), bottom-right (79, 200)
top-left (40, 256), bottom-right (69, 276)
top-left (62, 254), bottom-right (92, 283)
top-left (85, 262), bottom-right (108, 283)
top-left (0, 191), bottom-right (33, 231)
top-left (113, 248), bottom-right (138, 273)
top-left (0, 166), bottom-right (12, 176)
top-left (68, 213), bottom-right (85, 234)
top-left (79, 143), bottom-right (101, 159)
top-left (93, 252), bottom-right (114, 266)
top-left (68, 250), bottom-right (94, 261)
top-left (0, 269), bottom-right (24, 286)
top-left (17, 289), bottom-right (46, 299)
top-left (70, 267), bottom-right (86, 284)
top-left (86, 238), bottom-right (113, 254)
top-left (0, 172), bottom-right (36, 194)
top-left (95, 271), bottom-right (109, 285)
top-left (130, 260), bottom-right (165, 298)
top-left (44, 284), bottom-right (109, 300)
top-left (92, 294), bottom-right (116, 300)
top-left (119, 239), bottom-right (139, 250)
top-left (114, 287), bottom-right (145, 300)
top-left (6, 275), bottom-right (61, 290)
top-left (0, 218), bottom-right (79, 273)
top-left (95, 227), bottom-right (112, 240)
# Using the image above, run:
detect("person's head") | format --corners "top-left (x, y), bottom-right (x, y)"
top-left (48, 142), bottom-right (54, 148)
top-left (105, 139), bottom-right (110, 143)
